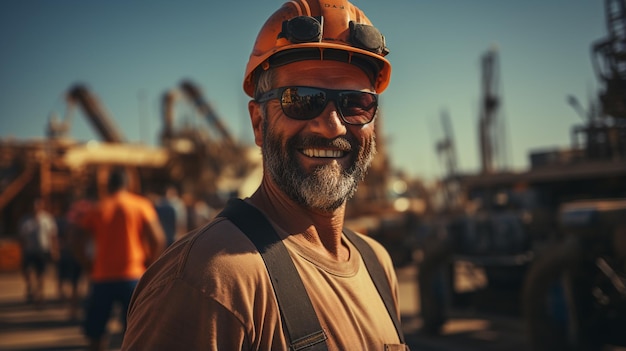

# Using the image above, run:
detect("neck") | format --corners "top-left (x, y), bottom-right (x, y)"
top-left (249, 176), bottom-right (349, 261)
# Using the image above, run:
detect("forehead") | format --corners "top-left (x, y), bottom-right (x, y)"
top-left (274, 60), bottom-right (374, 91)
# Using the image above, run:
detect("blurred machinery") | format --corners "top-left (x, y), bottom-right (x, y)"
top-left (418, 1), bottom-right (626, 349)
top-left (0, 81), bottom-right (261, 240)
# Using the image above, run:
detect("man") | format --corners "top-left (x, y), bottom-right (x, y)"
top-left (74, 168), bottom-right (166, 351)
top-left (55, 208), bottom-right (83, 320)
top-left (18, 198), bottom-right (59, 306)
top-left (122, 0), bottom-right (406, 350)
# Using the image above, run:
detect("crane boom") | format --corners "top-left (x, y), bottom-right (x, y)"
top-left (66, 84), bottom-right (126, 143)
top-left (179, 80), bottom-right (235, 146)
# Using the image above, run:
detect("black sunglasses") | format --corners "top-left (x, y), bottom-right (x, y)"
top-left (256, 86), bottom-right (378, 125)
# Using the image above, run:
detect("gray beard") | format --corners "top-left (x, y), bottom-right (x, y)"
top-left (262, 118), bottom-right (376, 212)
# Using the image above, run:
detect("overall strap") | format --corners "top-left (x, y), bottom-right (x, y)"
top-left (343, 228), bottom-right (406, 344)
top-left (218, 199), bottom-right (328, 351)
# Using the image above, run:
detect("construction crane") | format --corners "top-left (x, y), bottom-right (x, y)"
top-left (66, 84), bottom-right (127, 143)
top-left (179, 80), bottom-right (236, 147)
top-left (478, 46), bottom-right (506, 174)
top-left (435, 109), bottom-right (459, 210)
top-left (159, 80), bottom-right (262, 206)
top-left (436, 109), bottom-right (458, 179)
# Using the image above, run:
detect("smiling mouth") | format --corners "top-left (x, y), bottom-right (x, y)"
top-left (301, 148), bottom-right (346, 158)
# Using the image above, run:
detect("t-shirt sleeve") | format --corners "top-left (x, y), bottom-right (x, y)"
top-left (122, 278), bottom-right (249, 350)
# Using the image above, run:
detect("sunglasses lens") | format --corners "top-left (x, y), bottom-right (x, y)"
top-left (280, 87), bottom-right (327, 120)
top-left (339, 92), bottom-right (378, 125)
top-left (277, 87), bottom-right (377, 125)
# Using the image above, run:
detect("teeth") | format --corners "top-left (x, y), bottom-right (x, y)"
top-left (302, 149), bottom-right (344, 158)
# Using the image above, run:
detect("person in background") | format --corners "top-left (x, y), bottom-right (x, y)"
top-left (164, 185), bottom-right (187, 241)
top-left (182, 192), bottom-right (214, 232)
top-left (122, 0), bottom-right (407, 349)
top-left (55, 206), bottom-right (84, 320)
top-left (18, 197), bottom-right (59, 307)
top-left (58, 187), bottom-right (97, 321)
top-left (150, 186), bottom-right (177, 247)
top-left (73, 168), bottom-right (166, 351)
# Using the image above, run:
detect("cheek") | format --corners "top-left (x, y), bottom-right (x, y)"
top-left (265, 112), bottom-right (307, 142)
top-left (351, 124), bottom-right (375, 145)
top-left (254, 104), bottom-right (281, 147)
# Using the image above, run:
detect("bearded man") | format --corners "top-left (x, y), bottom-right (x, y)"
top-left (122, 1), bottom-right (407, 350)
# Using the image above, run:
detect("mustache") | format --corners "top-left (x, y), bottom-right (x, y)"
top-left (292, 135), bottom-right (354, 152)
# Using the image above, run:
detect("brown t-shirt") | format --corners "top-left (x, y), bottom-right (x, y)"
top-left (122, 210), bottom-right (404, 350)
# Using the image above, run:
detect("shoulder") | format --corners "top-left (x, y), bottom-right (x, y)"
top-left (122, 191), bottom-right (153, 206)
top-left (135, 216), bottom-right (270, 302)
top-left (186, 218), bottom-right (269, 289)
top-left (120, 191), bottom-right (157, 216)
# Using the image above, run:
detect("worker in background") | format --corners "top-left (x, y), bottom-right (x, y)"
top-left (164, 185), bottom-right (187, 240)
top-left (18, 197), bottom-right (59, 307)
top-left (148, 186), bottom-right (177, 247)
top-left (182, 191), bottom-right (214, 232)
top-left (60, 185), bottom-right (98, 320)
top-left (122, 0), bottom-right (405, 349)
top-left (55, 205), bottom-right (84, 321)
top-left (73, 168), bottom-right (165, 351)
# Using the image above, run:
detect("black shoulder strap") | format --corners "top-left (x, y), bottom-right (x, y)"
top-left (218, 199), bottom-right (328, 351)
top-left (219, 199), bottom-right (406, 348)
top-left (343, 227), bottom-right (406, 344)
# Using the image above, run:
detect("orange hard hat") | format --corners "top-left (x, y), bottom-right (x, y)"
top-left (243, 0), bottom-right (391, 97)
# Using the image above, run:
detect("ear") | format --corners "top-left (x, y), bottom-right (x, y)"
top-left (248, 100), bottom-right (264, 147)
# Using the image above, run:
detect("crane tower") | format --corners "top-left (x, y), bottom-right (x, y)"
top-left (478, 47), bottom-right (507, 173)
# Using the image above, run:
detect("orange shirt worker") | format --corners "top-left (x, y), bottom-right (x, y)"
top-left (75, 168), bottom-right (165, 351)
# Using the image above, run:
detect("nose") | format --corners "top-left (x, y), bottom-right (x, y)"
top-left (309, 101), bottom-right (347, 138)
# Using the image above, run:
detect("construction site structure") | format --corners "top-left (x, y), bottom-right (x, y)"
top-left (0, 81), bottom-right (262, 244)
top-left (478, 46), bottom-right (507, 174)
top-left (159, 80), bottom-right (261, 206)
top-left (435, 109), bottom-right (460, 211)
top-left (66, 85), bottom-right (127, 143)
top-left (593, 0), bottom-right (626, 120)
top-left (417, 2), bottom-right (626, 349)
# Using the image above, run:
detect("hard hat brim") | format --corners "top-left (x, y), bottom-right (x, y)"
top-left (243, 42), bottom-right (391, 97)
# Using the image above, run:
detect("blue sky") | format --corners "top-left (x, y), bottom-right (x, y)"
top-left (0, 1), bottom-right (606, 182)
